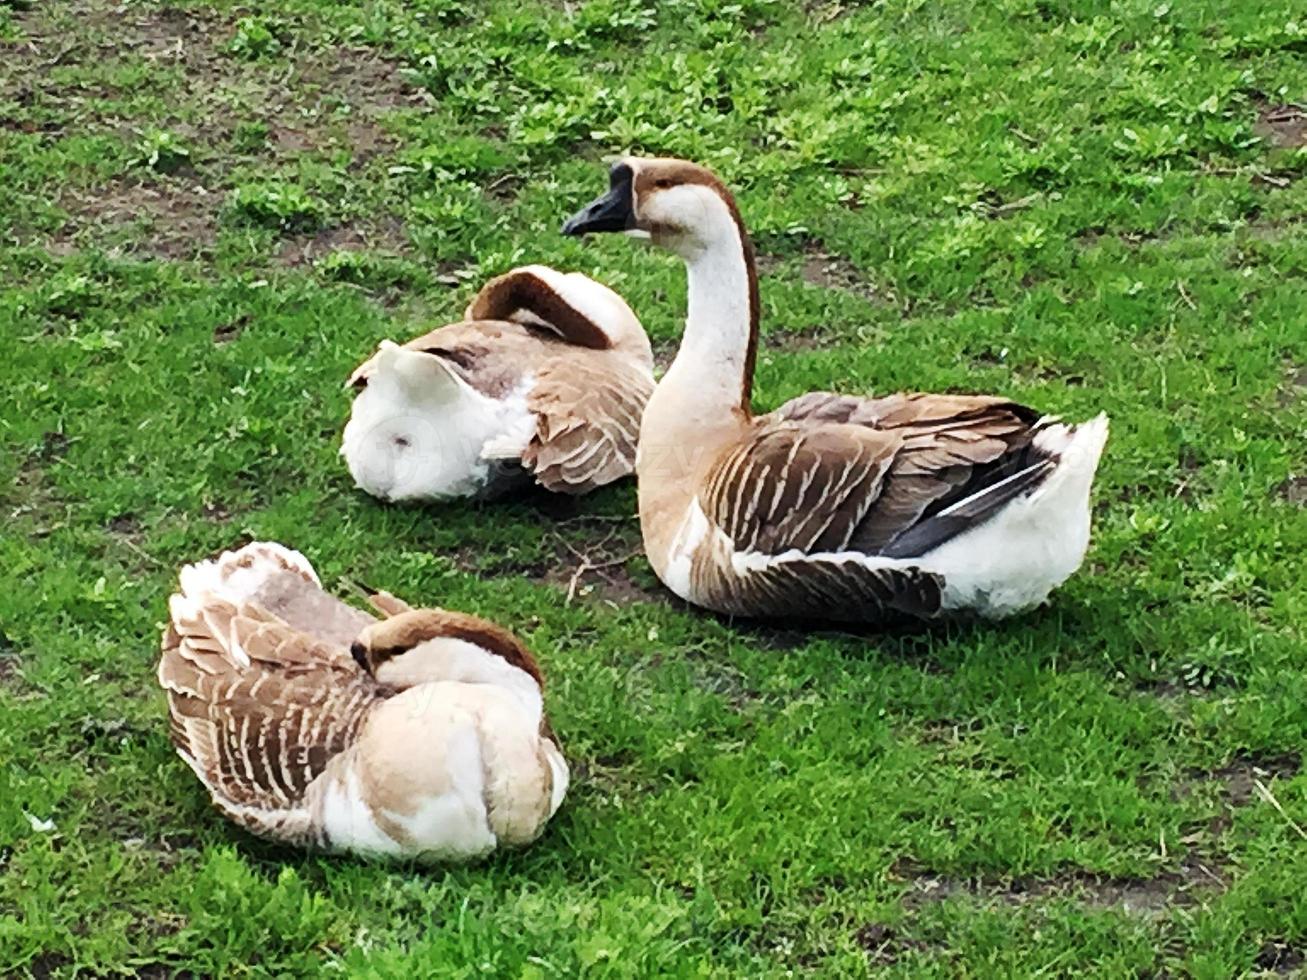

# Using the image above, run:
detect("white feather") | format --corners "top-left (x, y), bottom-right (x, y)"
top-left (663, 497), bottom-right (712, 600)
top-left (315, 765), bottom-right (405, 858)
top-left (341, 348), bottom-right (534, 501)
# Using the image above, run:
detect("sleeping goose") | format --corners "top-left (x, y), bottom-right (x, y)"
top-left (562, 158), bottom-right (1109, 623)
top-left (158, 541), bottom-right (568, 861)
top-left (342, 264), bottom-right (654, 501)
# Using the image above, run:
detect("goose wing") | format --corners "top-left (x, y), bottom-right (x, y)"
top-left (159, 597), bottom-right (384, 844)
top-left (178, 541), bottom-right (379, 652)
top-left (521, 354), bottom-right (654, 493)
top-left (770, 392), bottom-right (1055, 555)
top-left (695, 395), bottom-right (1056, 619)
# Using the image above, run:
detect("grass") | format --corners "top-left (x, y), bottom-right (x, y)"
top-left (0, 0), bottom-right (1304, 974)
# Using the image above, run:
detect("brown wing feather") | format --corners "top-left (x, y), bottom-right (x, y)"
top-left (690, 394), bottom-right (1055, 619)
top-left (766, 391), bottom-right (1054, 555)
top-left (159, 597), bottom-right (383, 842)
top-left (704, 421), bottom-right (902, 554)
top-left (399, 321), bottom-right (557, 400)
top-left (240, 569), bottom-right (378, 651)
top-left (522, 354), bottom-right (653, 494)
top-left (699, 553), bottom-right (945, 622)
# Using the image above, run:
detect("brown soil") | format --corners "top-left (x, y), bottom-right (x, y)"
top-left (5, 0), bottom-right (423, 260)
top-left (0, 639), bottom-right (19, 687)
top-left (855, 922), bottom-right (931, 966)
top-left (52, 177), bottom-right (220, 260)
top-left (538, 519), bottom-right (669, 608)
top-left (212, 314), bottom-right (250, 344)
top-left (275, 219), bottom-right (411, 268)
top-left (1255, 940), bottom-right (1306, 974)
top-left (1277, 475), bottom-right (1307, 507)
top-left (1278, 363), bottom-right (1306, 406)
top-left (449, 509), bottom-right (669, 608)
top-left (766, 324), bottom-right (838, 352)
top-left (799, 243), bottom-right (881, 303)
top-left (1255, 103), bottom-right (1307, 149)
top-left (891, 857), bottom-right (1227, 915)
top-left (1209, 753), bottom-right (1301, 807)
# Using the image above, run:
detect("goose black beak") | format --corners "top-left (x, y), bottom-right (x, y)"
top-left (561, 163), bottom-right (636, 236)
top-left (349, 640), bottom-right (371, 675)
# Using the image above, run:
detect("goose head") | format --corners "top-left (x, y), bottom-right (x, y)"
top-left (562, 157), bottom-right (747, 262)
top-left (350, 608), bottom-right (545, 698)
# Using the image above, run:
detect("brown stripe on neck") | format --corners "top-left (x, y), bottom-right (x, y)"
top-left (633, 162), bottom-right (761, 414)
top-left (724, 198), bottom-right (760, 415)
top-left (467, 270), bottom-right (613, 350)
top-left (364, 609), bottom-right (546, 688)
top-left (437, 613), bottom-right (546, 689)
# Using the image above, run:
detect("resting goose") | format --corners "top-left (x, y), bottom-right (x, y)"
top-left (342, 264), bottom-right (654, 501)
top-left (158, 542), bottom-right (568, 861)
top-left (562, 158), bottom-right (1109, 623)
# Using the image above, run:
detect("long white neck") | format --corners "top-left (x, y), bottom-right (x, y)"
top-left (654, 194), bottom-right (758, 416)
top-left (374, 637), bottom-right (543, 721)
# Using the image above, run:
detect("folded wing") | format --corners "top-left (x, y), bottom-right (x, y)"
top-left (159, 595), bottom-right (383, 844)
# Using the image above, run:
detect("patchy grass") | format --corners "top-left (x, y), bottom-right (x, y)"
top-left (1, 0), bottom-right (1305, 975)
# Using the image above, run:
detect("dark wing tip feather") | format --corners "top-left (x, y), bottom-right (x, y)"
top-left (879, 458), bottom-right (1056, 559)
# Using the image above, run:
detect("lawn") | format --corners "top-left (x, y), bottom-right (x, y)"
top-left (1, 0), bottom-right (1305, 974)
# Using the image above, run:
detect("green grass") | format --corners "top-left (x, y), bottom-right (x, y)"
top-left (1, 0), bottom-right (1305, 975)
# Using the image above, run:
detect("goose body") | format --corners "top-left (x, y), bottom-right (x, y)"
top-left (158, 542), bottom-right (568, 861)
top-left (563, 159), bottom-right (1109, 623)
top-left (342, 265), bottom-right (654, 501)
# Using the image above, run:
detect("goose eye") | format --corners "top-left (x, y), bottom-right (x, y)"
top-left (654, 179), bottom-right (673, 189)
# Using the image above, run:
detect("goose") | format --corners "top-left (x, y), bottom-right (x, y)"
top-left (158, 541), bottom-right (568, 862)
top-left (562, 158), bottom-right (1109, 623)
top-left (342, 264), bottom-right (654, 501)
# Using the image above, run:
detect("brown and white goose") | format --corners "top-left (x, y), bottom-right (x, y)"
top-left (562, 158), bottom-right (1109, 623)
top-left (342, 264), bottom-right (654, 501)
top-left (158, 542), bottom-right (568, 862)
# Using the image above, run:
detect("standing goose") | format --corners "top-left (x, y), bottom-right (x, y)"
top-left (342, 264), bottom-right (654, 501)
top-left (158, 542), bottom-right (568, 861)
top-left (562, 158), bottom-right (1109, 623)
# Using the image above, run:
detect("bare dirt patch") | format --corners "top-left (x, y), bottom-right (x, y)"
top-left (1255, 940), bottom-right (1306, 975)
top-left (539, 518), bottom-right (667, 607)
top-left (651, 338), bottom-right (677, 373)
top-left (766, 323), bottom-right (837, 352)
top-left (212, 314), bottom-right (249, 345)
top-left (1278, 363), bottom-right (1306, 406)
top-left (0, 627), bottom-right (21, 688)
top-left (6, 0), bottom-right (424, 260)
top-left (274, 219), bottom-right (410, 268)
top-left (1277, 475), bottom-right (1307, 507)
top-left (799, 244), bottom-right (882, 303)
top-left (1208, 753), bottom-right (1300, 807)
top-left (449, 508), bottom-right (668, 607)
top-left (52, 177), bottom-right (219, 260)
top-left (1255, 103), bottom-right (1307, 149)
top-left (758, 242), bottom-right (889, 304)
top-left (855, 923), bottom-right (932, 967)
top-left (891, 858), bottom-right (1226, 916)
top-left (7, 436), bottom-right (73, 535)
